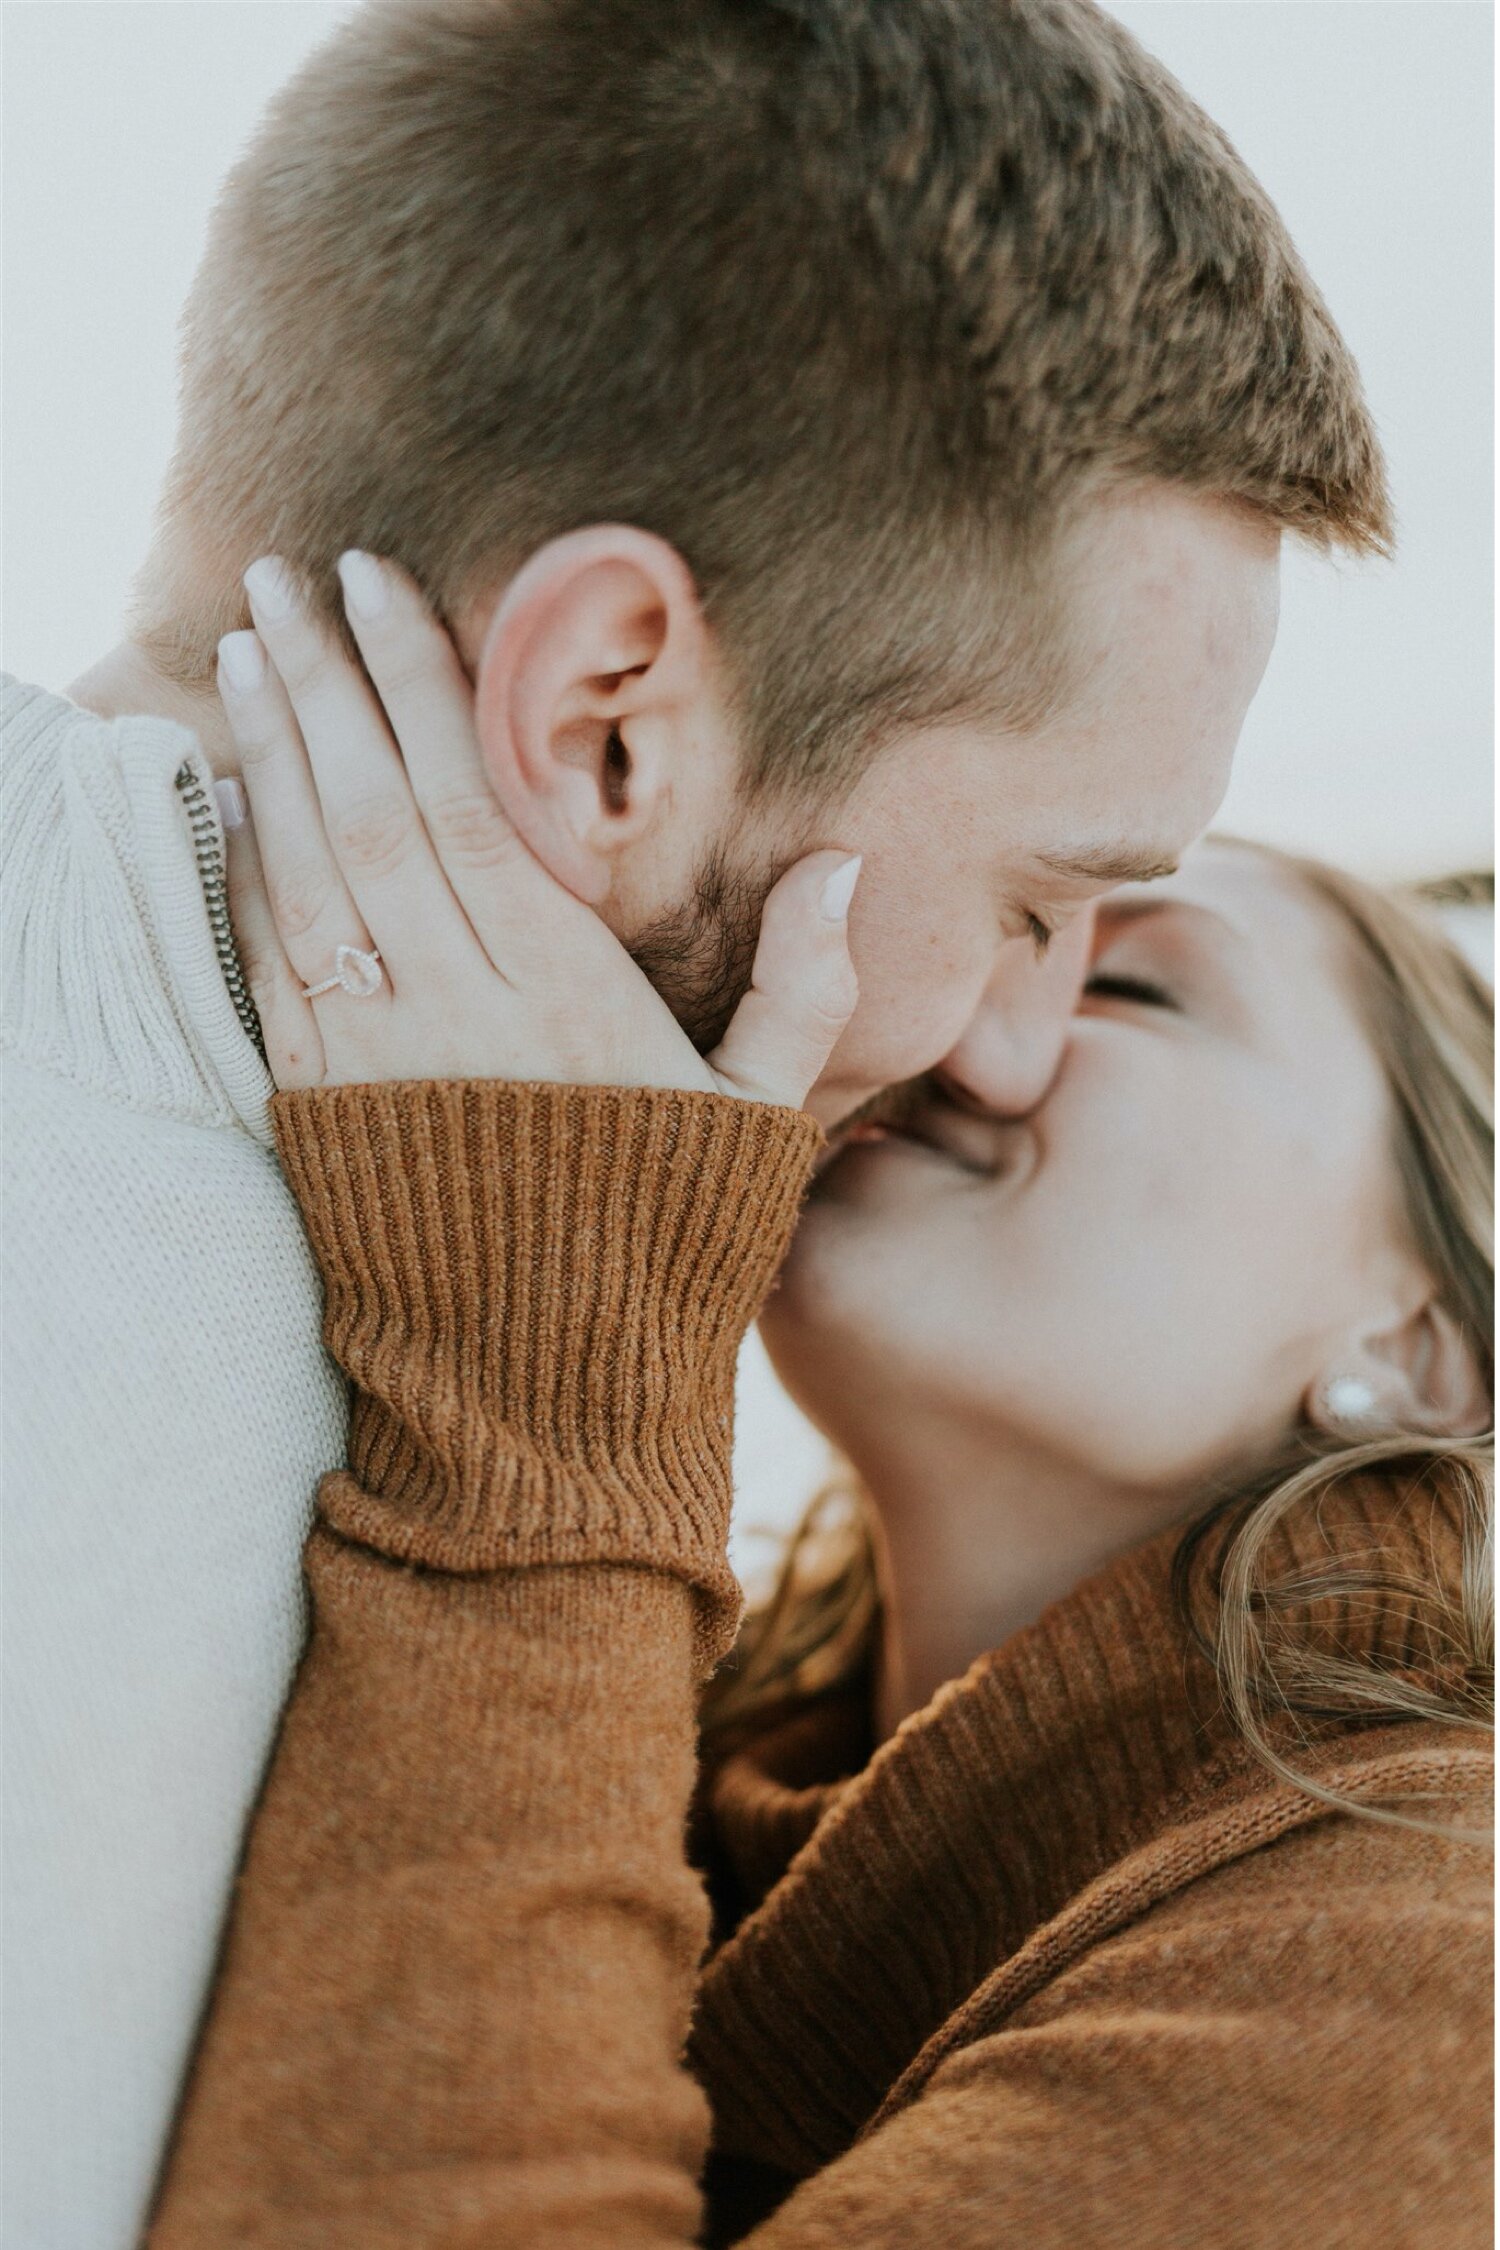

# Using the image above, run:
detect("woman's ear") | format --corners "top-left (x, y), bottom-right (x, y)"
top-left (1308, 1296), bottom-right (1492, 1442)
top-left (467, 525), bottom-right (723, 907)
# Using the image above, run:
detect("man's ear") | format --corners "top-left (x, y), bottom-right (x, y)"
top-left (1308, 1295), bottom-right (1492, 1442)
top-left (467, 525), bottom-right (724, 907)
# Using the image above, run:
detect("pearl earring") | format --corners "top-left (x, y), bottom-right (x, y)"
top-left (1318, 1374), bottom-right (1379, 1431)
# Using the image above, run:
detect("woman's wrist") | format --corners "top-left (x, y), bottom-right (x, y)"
top-left (272, 1078), bottom-right (820, 1661)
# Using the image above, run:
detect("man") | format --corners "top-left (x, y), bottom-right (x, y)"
top-left (1, 0), bottom-right (1386, 2242)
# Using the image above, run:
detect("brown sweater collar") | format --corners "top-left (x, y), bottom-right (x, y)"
top-left (690, 1471), bottom-right (1470, 2174)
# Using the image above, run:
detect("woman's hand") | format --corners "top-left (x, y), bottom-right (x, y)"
top-left (215, 552), bottom-right (859, 1112)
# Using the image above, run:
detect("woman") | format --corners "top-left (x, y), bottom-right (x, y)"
top-left (149, 561), bottom-right (1491, 2248)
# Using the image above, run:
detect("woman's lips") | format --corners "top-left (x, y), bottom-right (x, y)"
top-left (824, 1089), bottom-right (1034, 1183)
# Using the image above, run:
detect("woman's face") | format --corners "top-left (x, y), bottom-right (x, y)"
top-left (764, 843), bottom-right (1418, 1492)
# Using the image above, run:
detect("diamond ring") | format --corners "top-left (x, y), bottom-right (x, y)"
top-left (300, 944), bottom-right (384, 1000)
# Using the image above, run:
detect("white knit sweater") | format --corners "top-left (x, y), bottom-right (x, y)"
top-left (1, 676), bottom-right (348, 2250)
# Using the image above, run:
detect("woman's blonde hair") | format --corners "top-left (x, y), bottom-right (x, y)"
top-left (704, 850), bottom-right (1493, 1832)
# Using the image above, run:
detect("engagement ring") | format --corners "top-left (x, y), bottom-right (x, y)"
top-left (300, 944), bottom-right (383, 1000)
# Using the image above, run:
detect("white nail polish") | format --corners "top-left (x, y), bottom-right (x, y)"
top-left (820, 855), bottom-right (863, 921)
top-left (337, 549), bottom-right (390, 618)
top-left (214, 777), bottom-right (248, 831)
top-left (217, 632), bottom-right (266, 693)
top-left (243, 556), bottom-right (297, 621)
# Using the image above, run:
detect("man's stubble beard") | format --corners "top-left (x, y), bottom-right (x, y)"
top-left (626, 842), bottom-right (774, 1056)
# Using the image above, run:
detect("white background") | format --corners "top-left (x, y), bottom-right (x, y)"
top-left (4, 1), bottom-right (1492, 1578)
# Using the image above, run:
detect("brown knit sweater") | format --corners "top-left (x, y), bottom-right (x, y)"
top-left (148, 1081), bottom-right (1492, 2249)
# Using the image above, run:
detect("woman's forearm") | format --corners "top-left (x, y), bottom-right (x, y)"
top-left (147, 1078), bottom-right (818, 2247)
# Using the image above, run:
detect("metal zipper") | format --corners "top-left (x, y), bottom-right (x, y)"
top-left (173, 760), bottom-right (268, 1062)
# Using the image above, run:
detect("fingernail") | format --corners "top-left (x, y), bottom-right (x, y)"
top-left (337, 549), bottom-right (390, 619)
top-left (217, 631), bottom-right (266, 693)
top-left (820, 855), bottom-right (863, 922)
top-left (243, 556), bottom-right (297, 621)
top-left (214, 776), bottom-right (248, 831)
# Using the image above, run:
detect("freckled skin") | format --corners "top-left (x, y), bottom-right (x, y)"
top-left (739, 488), bottom-right (1280, 1127)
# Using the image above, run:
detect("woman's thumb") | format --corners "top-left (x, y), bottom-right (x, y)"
top-left (706, 852), bottom-right (861, 1108)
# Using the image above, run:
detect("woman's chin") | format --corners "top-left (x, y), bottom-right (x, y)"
top-left (762, 1208), bottom-right (906, 1411)
top-left (757, 1299), bottom-right (879, 1458)
top-left (760, 1225), bottom-right (834, 1354)
top-left (770, 1135), bottom-right (951, 1348)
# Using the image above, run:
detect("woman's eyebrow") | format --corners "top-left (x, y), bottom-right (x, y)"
top-left (1095, 896), bottom-right (1248, 947)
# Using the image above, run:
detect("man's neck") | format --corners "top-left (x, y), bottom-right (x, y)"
top-left (853, 1414), bottom-right (1192, 1738)
top-left (67, 644), bottom-right (238, 779)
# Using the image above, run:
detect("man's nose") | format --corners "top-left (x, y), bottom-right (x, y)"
top-left (937, 909), bottom-right (1095, 1118)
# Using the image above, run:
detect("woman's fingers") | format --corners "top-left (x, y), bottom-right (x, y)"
top-left (239, 559), bottom-right (476, 985)
top-left (332, 551), bottom-right (574, 963)
top-left (707, 853), bottom-right (861, 1110)
top-left (333, 552), bottom-right (490, 813)
top-left (215, 625), bottom-right (387, 1011)
top-left (243, 556), bottom-right (410, 815)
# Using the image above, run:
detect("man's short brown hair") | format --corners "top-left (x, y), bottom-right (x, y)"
top-left (134, 0), bottom-right (1390, 790)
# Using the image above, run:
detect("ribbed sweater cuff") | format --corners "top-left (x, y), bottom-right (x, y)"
top-left (271, 1080), bottom-right (821, 1664)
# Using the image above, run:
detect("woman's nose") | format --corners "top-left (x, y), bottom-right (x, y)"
top-left (938, 910), bottom-right (1095, 1117)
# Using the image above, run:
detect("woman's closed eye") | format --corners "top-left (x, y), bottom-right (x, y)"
top-left (1083, 967), bottom-right (1178, 1010)
top-left (1083, 897), bottom-right (1246, 1025)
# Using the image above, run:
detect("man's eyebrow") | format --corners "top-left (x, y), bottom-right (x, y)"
top-left (1037, 844), bottom-right (1182, 885)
